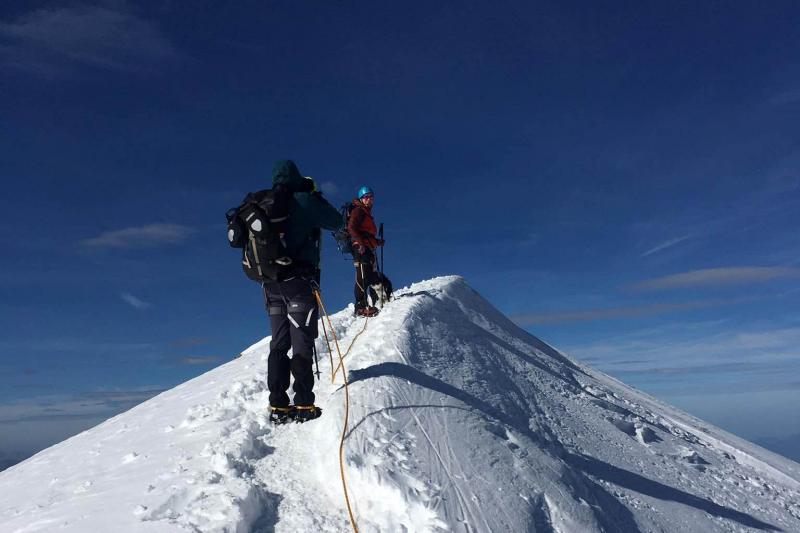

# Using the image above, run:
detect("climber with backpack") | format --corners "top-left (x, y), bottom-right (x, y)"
top-left (226, 160), bottom-right (342, 424)
top-left (347, 186), bottom-right (388, 317)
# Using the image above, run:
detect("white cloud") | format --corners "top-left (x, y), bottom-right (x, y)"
top-left (0, 3), bottom-right (178, 75)
top-left (641, 235), bottom-right (691, 257)
top-left (180, 356), bottom-right (222, 366)
top-left (0, 389), bottom-right (165, 424)
top-left (319, 181), bottom-right (339, 196)
top-left (0, 338), bottom-right (154, 353)
top-left (121, 292), bottom-right (150, 310)
top-left (631, 267), bottom-right (800, 291)
top-left (579, 327), bottom-right (800, 364)
top-left (769, 89), bottom-right (800, 106)
top-left (564, 325), bottom-right (800, 386)
top-left (80, 223), bottom-right (194, 248)
top-left (169, 338), bottom-right (210, 348)
top-left (511, 298), bottom-right (743, 325)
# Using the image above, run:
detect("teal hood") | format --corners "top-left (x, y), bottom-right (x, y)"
top-left (271, 160), bottom-right (305, 191)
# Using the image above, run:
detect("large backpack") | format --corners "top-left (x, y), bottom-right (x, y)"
top-left (332, 202), bottom-right (356, 256)
top-left (226, 187), bottom-right (291, 282)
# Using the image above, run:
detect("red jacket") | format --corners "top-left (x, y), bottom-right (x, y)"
top-left (347, 199), bottom-right (379, 249)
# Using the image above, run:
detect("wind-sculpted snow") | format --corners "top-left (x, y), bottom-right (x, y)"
top-left (1, 275), bottom-right (799, 532)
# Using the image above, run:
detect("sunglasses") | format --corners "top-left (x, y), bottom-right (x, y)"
top-left (361, 194), bottom-right (374, 200)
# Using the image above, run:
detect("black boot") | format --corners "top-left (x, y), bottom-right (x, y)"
top-left (269, 405), bottom-right (296, 425)
top-left (293, 405), bottom-right (322, 423)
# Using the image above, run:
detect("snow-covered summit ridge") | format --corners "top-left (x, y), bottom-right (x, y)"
top-left (1, 275), bottom-right (799, 532)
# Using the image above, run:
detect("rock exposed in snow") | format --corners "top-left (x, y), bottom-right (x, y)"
top-left (1, 276), bottom-right (799, 532)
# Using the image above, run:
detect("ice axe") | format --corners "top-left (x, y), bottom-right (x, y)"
top-left (378, 223), bottom-right (385, 276)
top-left (378, 223), bottom-right (389, 305)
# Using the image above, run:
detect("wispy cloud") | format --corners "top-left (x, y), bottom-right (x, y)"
top-left (319, 181), bottom-right (339, 196)
top-left (169, 338), bottom-right (210, 348)
top-left (121, 292), bottom-right (150, 310)
top-left (80, 223), bottom-right (194, 248)
top-left (0, 3), bottom-right (178, 76)
top-left (560, 324), bottom-right (800, 397)
top-left (768, 89), bottom-right (800, 107)
top-left (565, 326), bottom-right (800, 375)
top-left (180, 356), bottom-right (222, 366)
top-left (632, 172), bottom-right (800, 264)
top-left (0, 388), bottom-right (165, 424)
top-left (511, 298), bottom-right (742, 325)
top-left (0, 338), bottom-right (154, 353)
top-left (630, 267), bottom-right (800, 291)
top-left (612, 361), bottom-right (796, 377)
top-left (641, 235), bottom-right (692, 257)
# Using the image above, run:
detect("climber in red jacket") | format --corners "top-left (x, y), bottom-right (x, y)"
top-left (347, 186), bottom-right (384, 317)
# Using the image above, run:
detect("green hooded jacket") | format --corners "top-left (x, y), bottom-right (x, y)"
top-left (271, 160), bottom-right (343, 269)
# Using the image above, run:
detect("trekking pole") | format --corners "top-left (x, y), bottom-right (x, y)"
top-left (313, 290), bottom-right (340, 383)
top-left (312, 344), bottom-right (321, 379)
top-left (312, 288), bottom-right (335, 373)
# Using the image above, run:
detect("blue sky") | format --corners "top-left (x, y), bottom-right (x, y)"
top-left (1, 1), bottom-right (799, 465)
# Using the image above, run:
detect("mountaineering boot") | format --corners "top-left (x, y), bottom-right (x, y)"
top-left (292, 405), bottom-right (322, 423)
top-left (355, 306), bottom-right (379, 317)
top-left (269, 406), bottom-right (296, 425)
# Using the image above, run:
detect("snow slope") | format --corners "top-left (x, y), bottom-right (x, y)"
top-left (1, 276), bottom-right (799, 532)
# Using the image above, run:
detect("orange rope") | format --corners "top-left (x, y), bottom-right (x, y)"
top-left (313, 290), bottom-right (360, 533)
top-left (331, 317), bottom-right (370, 381)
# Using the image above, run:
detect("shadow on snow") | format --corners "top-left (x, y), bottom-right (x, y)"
top-left (347, 361), bottom-right (781, 532)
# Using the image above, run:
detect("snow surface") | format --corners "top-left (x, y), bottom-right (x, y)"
top-left (1, 276), bottom-right (799, 532)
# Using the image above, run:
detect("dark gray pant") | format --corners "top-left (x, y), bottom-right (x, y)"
top-left (354, 248), bottom-right (380, 309)
top-left (262, 278), bottom-right (318, 407)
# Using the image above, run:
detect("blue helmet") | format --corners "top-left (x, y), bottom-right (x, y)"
top-left (357, 185), bottom-right (373, 199)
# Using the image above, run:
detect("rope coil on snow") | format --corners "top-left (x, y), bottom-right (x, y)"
top-left (314, 290), bottom-right (364, 533)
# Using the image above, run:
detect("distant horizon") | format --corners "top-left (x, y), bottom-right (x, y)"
top-left (1, 272), bottom-right (799, 470)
